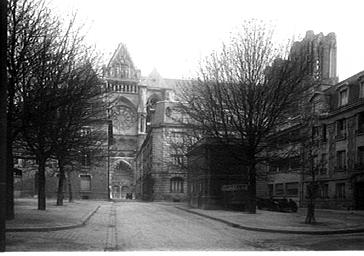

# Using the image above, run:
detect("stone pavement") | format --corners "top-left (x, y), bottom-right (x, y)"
top-left (6, 198), bottom-right (105, 232)
top-left (174, 203), bottom-right (364, 235)
top-left (5, 198), bottom-right (364, 235)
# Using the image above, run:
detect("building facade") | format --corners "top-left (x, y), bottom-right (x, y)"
top-left (305, 71), bottom-right (364, 209)
top-left (260, 72), bottom-right (364, 209)
top-left (135, 101), bottom-right (188, 201)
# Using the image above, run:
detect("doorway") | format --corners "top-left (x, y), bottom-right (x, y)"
top-left (112, 185), bottom-right (121, 199)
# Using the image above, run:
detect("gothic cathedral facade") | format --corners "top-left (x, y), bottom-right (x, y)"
top-left (100, 43), bottom-right (187, 201)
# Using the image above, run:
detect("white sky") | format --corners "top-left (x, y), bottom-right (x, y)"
top-left (51, 0), bottom-right (364, 81)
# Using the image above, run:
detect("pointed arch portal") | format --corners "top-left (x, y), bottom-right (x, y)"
top-left (110, 159), bottom-right (135, 199)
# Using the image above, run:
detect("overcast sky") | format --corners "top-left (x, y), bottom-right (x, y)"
top-left (52, 0), bottom-right (364, 81)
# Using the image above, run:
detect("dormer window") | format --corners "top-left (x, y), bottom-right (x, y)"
top-left (339, 88), bottom-right (348, 106)
top-left (336, 118), bottom-right (346, 140)
top-left (360, 81), bottom-right (364, 98)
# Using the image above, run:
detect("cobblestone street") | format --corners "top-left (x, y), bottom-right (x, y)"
top-left (5, 201), bottom-right (364, 251)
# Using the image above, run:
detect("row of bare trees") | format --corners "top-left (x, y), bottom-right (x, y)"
top-left (6, 0), bottom-right (105, 215)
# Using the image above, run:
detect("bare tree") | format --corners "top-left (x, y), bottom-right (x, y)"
top-left (6, 0), bottom-right (57, 217)
top-left (14, 2), bottom-right (103, 210)
top-left (50, 57), bottom-right (106, 206)
top-left (178, 20), bottom-right (310, 213)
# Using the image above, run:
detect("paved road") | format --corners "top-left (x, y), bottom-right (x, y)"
top-left (6, 201), bottom-right (364, 251)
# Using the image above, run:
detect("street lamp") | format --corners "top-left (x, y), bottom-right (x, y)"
top-left (107, 136), bottom-right (110, 201)
top-left (0, 0), bottom-right (7, 251)
top-left (106, 81), bottom-right (111, 201)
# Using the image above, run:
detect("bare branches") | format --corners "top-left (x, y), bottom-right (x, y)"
top-left (177, 19), bottom-right (311, 213)
top-left (7, 0), bottom-right (105, 209)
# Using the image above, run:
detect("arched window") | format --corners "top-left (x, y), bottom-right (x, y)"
top-left (146, 96), bottom-right (159, 130)
top-left (170, 177), bottom-right (184, 193)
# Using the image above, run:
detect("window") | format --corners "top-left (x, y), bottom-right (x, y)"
top-left (191, 182), bottom-right (196, 193)
top-left (320, 153), bottom-right (328, 175)
top-left (320, 183), bottom-right (329, 198)
top-left (280, 160), bottom-right (289, 172)
top-left (336, 119), bottom-right (346, 139)
top-left (339, 88), bottom-right (348, 106)
top-left (358, 112), bottom-right (364, 134)
top-left (312, 126), bottom-right (320, 138)
top-left (321, 124), bottom-right (327, 142)
top-left (268, 184), bottom-right (273, 197)
top-left (80, 127), bottom-right (91, 137)
top-left (336, 150), bottom-right (346, 170)
top-left (286, 182), bottom-right (298, 196)
top-left (313, 155), bottom-right (319, 171)
top-left (269, 157), bottom-right (297, 172)
top-left (171, 154), bottom-right (185, 167)
top-left (14, 158), bottom-right (23, 167)
top-left (80, 175), bottom-right (91, 191)
top-left (269, 161), bottom-right (279, 173)
top-left (275, 183), bottom-right (284, 196)
top-left (165, 107), bottom-right (172, 117)
top-left (360, 82), bottom-right (364, 98)
top-left (290, 156), bottom-right (301, 170)
top-left (358, 146), bottom-right (364, 165)
top-left (170, 177), bottom-right (184, 193)
top-left (336, 183), bottom-right (345, 199)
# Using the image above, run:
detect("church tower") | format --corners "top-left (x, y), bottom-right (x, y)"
top-left (290, 31), bottom-right (338, 85)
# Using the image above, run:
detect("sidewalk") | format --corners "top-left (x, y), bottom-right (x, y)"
top-left (6, 198), bottom-right (105, 232)
top-left (175, 204), bottom-right (364, 235)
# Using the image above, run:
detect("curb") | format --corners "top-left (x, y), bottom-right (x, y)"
top-left (176, 206), bottom-right (364, 235)
top-left (6, 205), bottom-right (101, 232)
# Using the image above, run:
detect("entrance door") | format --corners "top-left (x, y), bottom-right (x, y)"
top-left (121, 186), bottom-right (130, 199)
top-left (354, 182), bottom-right (364, 210)
top-left (112, 185), bottom-right (121, 199)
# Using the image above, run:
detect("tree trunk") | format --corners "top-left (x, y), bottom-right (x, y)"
top-left (37, 159), bottom-right (46, 210)
top-left (247, 163), bottom-right (257, 214)
top-left (305, 199), bottom-right (316, 224)
top-left (6, 77), bottom-right (15, 220)
top-left (6, 146), bottom-right (14, 220)
top-left (56, 159), bottom-right (65, 206)
top-left (67, 171), bottom-right (73, 202)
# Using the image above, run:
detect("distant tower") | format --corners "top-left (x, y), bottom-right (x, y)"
top-left (290, 31), bottom-right (338, 85)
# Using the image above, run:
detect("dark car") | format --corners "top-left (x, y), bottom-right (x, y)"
top-left (256, 198), bottom-right (297, 213)
top-left (274, 198), bottom-right (298, 212)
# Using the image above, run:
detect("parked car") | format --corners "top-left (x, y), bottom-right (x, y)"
top-left (256, 198), bottom-right (297, 213)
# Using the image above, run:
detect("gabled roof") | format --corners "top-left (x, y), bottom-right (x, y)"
top-left (107, 43), bottom-right (135, 69)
